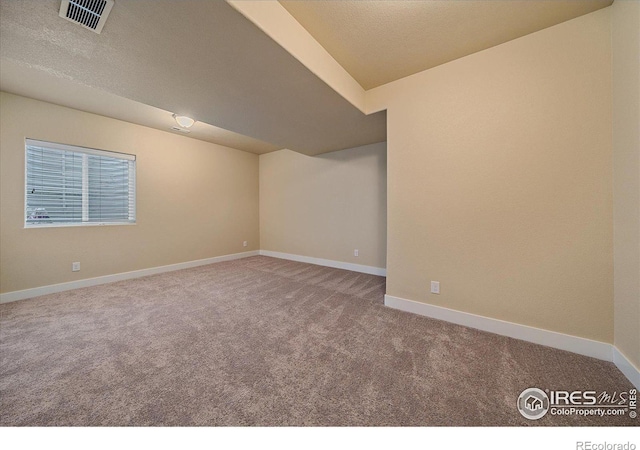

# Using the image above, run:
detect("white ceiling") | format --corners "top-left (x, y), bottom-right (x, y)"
top-left (0, 0), bottom-right (614, 154)
top-left (0, 58), bottom-right (281, 154)
top-left (0, 0), bottom-right (385, 156)
top-left (280, 0), bottom-right (613, 90)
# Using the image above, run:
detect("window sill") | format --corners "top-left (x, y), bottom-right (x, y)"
top-left (24, 222), bottom-right (137, 229)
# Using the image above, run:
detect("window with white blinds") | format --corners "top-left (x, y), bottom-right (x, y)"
top-left (25, 139), bottom-right (136, 227)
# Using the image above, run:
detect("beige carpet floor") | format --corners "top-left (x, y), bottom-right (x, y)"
top-left (0, 256), bottom-right (636, 426)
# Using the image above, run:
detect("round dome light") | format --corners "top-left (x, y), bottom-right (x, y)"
top-left (172, 114), bottom-right (195, 128)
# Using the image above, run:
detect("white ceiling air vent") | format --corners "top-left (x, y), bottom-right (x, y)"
top-left (59, 0), bottom-right (114, 34)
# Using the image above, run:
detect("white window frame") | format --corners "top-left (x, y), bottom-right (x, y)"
top-left (24, 139), bottom-right (136, 228)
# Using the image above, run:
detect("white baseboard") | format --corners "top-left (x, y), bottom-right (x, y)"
top-left (613, 346), bottom-right (640, 390)
top-left (384, 294), bottom-right (613, 362)
top-left (0, 250), bottom-right (260, 304)
top-left (259, 250), bottom-right (386, 276)
top-left (2, 249), bottom-right (383, 304)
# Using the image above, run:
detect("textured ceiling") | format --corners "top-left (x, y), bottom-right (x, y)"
top-left (0, 0), bottom-right (385, 155)
top-left (279, 0), bottom-right (613, 90)
top-left (0, 59), bottom-right (280, 154)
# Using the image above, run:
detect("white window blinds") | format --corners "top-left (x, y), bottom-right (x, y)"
top-left (25, 139), bottom-right (136, 227)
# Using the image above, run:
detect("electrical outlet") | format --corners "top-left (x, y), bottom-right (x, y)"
top-left (72, 262), bottom-right (81, 272)
top-left (243, 241), bottom-right (248, 247)
top-left (354, 249), bottom-right (359, 257)
top-left (430, 281), bottom-right (440, 294)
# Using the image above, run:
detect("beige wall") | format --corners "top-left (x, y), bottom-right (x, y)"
top-left (0, 92), bottom-right (259, 294)
top-left (612, 0), bottom-right (640, 368)
top-left (260, 143), bottom-right (386, 269)
top-left (367, 9), bottom-right (613, 342)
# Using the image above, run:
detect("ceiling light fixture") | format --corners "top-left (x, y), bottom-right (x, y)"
top-left (172, 114), bottom-right (195, 128)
